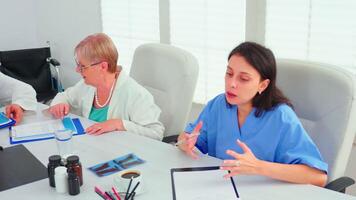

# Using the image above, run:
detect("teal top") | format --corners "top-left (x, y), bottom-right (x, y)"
top-left (89, 106), bottom-right (109, 122)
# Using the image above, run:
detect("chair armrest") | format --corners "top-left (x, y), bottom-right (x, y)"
top-left (162, 135), bottom-right (178, 144)
top-left (325, 176), bottom-right (355, 193)
top-left (49, 58), bottom-right (61, 66)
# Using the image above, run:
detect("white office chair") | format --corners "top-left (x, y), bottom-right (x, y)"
top-left (130, 43), bottom-right (199, 140)
top-left (276, 59), bottom-right (356, 192)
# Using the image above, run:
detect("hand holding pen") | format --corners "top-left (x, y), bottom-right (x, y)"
top-left (176, 121), bottom-right (203, 159)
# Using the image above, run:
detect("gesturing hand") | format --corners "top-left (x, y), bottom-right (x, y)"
top-left (177, 121), bottom-right (203, 159)
top-left (220, 140), bottom-right (263, 178)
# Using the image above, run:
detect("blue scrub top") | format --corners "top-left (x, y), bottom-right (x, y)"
top-left (185, 94), bottom-right (328, 173)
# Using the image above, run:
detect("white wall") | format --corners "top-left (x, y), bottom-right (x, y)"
top-left (0, 0), bottom-right (102, 88)
top-left (0, 0), bottom-right (39, 50)
top-left (35, 0), bottom-right (102, 88)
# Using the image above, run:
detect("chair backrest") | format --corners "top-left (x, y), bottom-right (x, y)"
top-left (130, 43), bottom-right (199, 137)
top-left (276, 59), bottom-right (356, 181)
top-left (0, 47), bottom-right (58, 102)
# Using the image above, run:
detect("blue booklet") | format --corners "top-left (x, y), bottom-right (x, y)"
top-left (0, 112), bottom-right (15, 129)
top-left (9, 117), bottom-right (85, 144)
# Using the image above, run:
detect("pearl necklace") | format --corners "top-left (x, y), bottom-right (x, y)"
top-left (95, 77), bottom-right (117, 108)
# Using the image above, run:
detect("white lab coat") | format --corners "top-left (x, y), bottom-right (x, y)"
top-left (0, 72), bottom-right (37, 110)
top-left (51, 71), bottom-right (165, 140)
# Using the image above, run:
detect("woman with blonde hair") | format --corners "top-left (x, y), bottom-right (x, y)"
top-left (49, 33), bottom-right (164, 140)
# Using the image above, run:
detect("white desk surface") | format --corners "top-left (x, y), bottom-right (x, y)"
top-left (0, 107), bottom-right (355, 200)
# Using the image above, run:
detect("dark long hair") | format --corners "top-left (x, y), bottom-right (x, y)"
top-left (228, 42), bottom-right (293, 117)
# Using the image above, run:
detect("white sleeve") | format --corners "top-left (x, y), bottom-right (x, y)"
top-left (50, 80), bottom-right (85, 109)
top-left (122, 91), bottom-right (165, 141)
top-left (0, 72), bottom-right (37, 110)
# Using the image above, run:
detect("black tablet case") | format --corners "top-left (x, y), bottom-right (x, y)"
top-left (0, 144), bottom-right (48, 191)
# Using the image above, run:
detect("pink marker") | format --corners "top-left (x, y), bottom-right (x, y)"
top-left (95, 186), bottom-right (110, 199)
top-left (112, 186), bottom-right (122, 200)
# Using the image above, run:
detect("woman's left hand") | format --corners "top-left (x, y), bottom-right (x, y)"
top-left (86, 119), bottom-right (125, 135)
top-left (220, 140), bottom-right (263, 178)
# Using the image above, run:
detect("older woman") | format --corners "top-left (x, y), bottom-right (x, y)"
top-left (178, 42), bottom-right (327, 186)
top-left (49, 33), bottom-right (164, 140)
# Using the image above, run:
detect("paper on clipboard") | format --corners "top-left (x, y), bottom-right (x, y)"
top-left (9, 117), bottom-right (85, 144)
top-left (12, 119), bottom-right (64, 138)
top-left (171, 166), bottom-right (240, 200)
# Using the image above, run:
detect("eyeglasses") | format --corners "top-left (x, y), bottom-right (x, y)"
top-left (75, 60), bottom-right (103, 73)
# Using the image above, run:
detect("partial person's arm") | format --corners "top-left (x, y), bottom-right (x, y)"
top-left (50, 80), bottom-right (85, 107)
top-left (0, 72), bottom-right (37, 124)
top-left (221, 140), bottom-right (327, 187)
top-left (122, 92), bottom-right (165, 140)
top-left (0, 72), bottom-right (37, 111)
top-left (49, 80), bottom-right (86, 118)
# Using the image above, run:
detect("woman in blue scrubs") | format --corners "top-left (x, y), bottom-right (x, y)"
top-left (177, 42), bottom-right (327, 187)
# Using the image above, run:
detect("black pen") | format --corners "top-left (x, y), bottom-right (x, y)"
top-left (124, 177), bottom-right (133, 200)
top-left (105, 191), bottom-right (114, 200)
top-left (131, 192), bottom-right (136, 200)
top-left (107, 191), bottom-right (117, 200)
top-left (126, 182), bottom-right (140, 200)
top-left (95, 190), bottom-right (106, 200)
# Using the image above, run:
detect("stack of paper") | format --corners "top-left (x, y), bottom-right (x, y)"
top-left (12, 119), bottom-right (65, 140)
top-left (10, 117), bottom-right (85, 144)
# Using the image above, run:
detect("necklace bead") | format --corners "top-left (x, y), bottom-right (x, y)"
top-left (95, 77), bottom-right (117, 108)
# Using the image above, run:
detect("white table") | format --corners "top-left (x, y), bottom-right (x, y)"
top-left (0, 107), bottom-right (355, 200)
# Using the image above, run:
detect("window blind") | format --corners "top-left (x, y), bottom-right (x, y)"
top-left (101, 0), bottom-right (160, 73)
top-left (170, 0), bottom-right (246, 103)
top-left (266, 0), bottom-right (356, 70)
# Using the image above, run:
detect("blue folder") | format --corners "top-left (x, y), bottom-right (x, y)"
top-left (9, 117), bottom-right (85, 144)
top-left (0, 112), bottom-right (16, 129)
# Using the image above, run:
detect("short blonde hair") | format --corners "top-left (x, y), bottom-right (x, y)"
top-left (75, 33), bottom-right (118, 73)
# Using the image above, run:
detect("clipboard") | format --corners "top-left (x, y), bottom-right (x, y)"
top-left (0, 144), bottom-right (48, 191)
top-left (171, 166), bottom-right (240, 200)
top-left (9, 117), bottom-right (85, 144)
top-left (0, 112), bottom-right (15, 129)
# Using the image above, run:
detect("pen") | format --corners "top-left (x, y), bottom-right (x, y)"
top-left (95, 186), bottom-right (111, 200)
top-left (124, 178), bottom-right (133, 200)
top-left (112, 186), bottom-right (122, 200)
top-left (95, 190), bottom-right (107, 200)
top-left (174, 133), bottom-right (200, 146)
top-left (131, 192), bottom-right (136, 200)
top-left (105, 191), bottom-right (114, 200)
top-left (126, 182), bottom-right (140, 200)
top-left (108, 191), bottom-right (118, 200)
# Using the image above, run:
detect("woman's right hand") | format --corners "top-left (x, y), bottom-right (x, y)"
top-left (49, 103), bottom-right (70, 119)
top-left (177, 121), bottom-right (203, 159)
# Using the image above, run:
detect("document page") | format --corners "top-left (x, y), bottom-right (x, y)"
top-left (12, 119), bottom-right (64, 138)
top-left (172, 168), bottom-right (239, 200)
